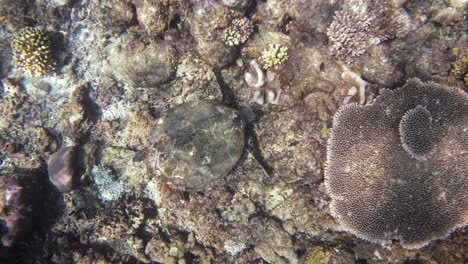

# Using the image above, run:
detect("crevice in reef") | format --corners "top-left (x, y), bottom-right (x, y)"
top-left (214, 68), bottom-right (273, 177)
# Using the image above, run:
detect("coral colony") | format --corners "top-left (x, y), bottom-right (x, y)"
top-left (0, 0), bottom-right (467, 262)
top-left (12, 27), bottom-right (56, 77)
top-left (325, 79), bottom-right (468, 249)
top-left (223, 17), bottom-right (254, 46)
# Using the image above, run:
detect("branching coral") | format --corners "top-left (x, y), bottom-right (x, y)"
top-left (339, 64), bottom-right (368, 104)
top-left (325, 78), bottom-right (468, 249)
top-left (12, 27), bottom-right (57, 77)
top-left (327, 0), bottom-right (410, 61)
top-left (245, 60), bottom-right (280, 105)
top-left (452, 52), bottom-right (468, 86)
top-left (223, 17), bottom-right (254, 46)
top-left (259, 44), bottom-right (289, 70)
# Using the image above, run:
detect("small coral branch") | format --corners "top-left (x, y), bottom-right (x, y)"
top-left (259, 44), bottom-right (289, 70)
top-left (245, 60), bottom-right (281, 105)
top-left (223, 17), bottom-right (254, 46)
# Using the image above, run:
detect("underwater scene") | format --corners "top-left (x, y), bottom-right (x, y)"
top-left (0, 0), bottom-right (467, 263)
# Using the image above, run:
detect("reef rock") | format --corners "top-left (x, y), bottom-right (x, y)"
top-left (149, 100), bottom-right (245, 191)
top-left (109, 39), bottom-right (177, 88)
top-left (325, 78), bottom-right (468, 249)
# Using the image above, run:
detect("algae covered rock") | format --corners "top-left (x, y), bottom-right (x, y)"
top-left (149, 100), bottom-right (245, 191)
top-left (109, 39), bottom-right (177, 88)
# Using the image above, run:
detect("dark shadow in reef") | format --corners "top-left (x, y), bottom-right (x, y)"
top-left (0, 168), bottom-right (66, 264)
top-left (213, 69), bottom-right (274, 177)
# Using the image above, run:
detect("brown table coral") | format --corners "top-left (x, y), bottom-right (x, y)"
top-left (325, 78), bottom-right (468, 249)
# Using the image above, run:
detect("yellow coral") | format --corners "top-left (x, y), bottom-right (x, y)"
top-left (259, 44), bottom-right (289, 70)
top-left (12, 27), bottom-right (56, 77)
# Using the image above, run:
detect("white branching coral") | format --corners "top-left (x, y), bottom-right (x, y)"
top-left (339, 64), bottom-right (368, 104)
top-left (327, 0), bottom-right (410, 61)
top-left (245, 60), bottom-right (280, 105)
top-left (223, 17), bottom-right (254, 46)
top-left (12, 27), bottom-right (57, 77)
top-left (325, 78), bottom-right (468, 249)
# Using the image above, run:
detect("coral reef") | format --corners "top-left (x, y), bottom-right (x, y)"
top-left (11, 27), bottom-right (57, 77)
top-left (221, 0), bottom-right (251, 10)
top-left (325, 78), bottom-right (468, 249)
top-left (89, 0), bottom-right (135, 34)
top-left (452, 51), bottom-right (468, 86)
top-left (0, 0), bottom-right (36, 29)
top-left (0, 0), bottom-right (466, 262)
top-left (191, 0), bottom-right (237, 68)
top-left (0, 79), bottom-right (58, 169)
top-left (109, 38), bottom-right (177, 88)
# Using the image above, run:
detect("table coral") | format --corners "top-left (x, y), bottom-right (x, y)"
top-left (325, 78), bottom-right (468, 249)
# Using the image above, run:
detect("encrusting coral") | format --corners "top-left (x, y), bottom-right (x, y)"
top-left (12, 27), bottom-right (57, 77)
top-left (325, 78), bottom-right (468, 249)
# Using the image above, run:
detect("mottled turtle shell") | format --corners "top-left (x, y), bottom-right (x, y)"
top-left (149, 100), bottom-right (245, 191)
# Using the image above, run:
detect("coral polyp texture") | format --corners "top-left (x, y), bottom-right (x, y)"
top-left (259, 44), bottom-right (289, 70)
top-left (223, 17), bottom-right (254, 46)
top-left (325, 78), bottom-right (468, 249)
top-left (11, 27), bottom-right (56, 77)
top-left (326, 0), bottom-right (410, 61)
